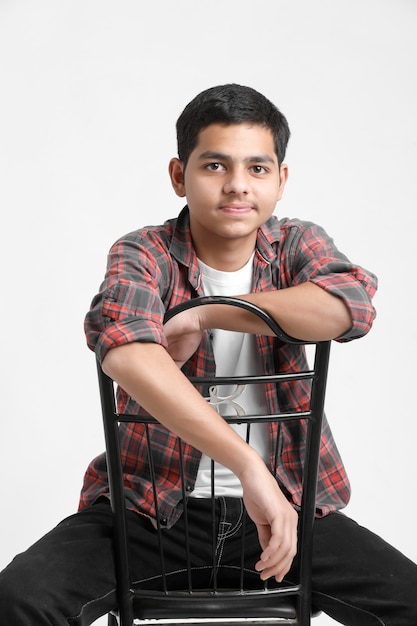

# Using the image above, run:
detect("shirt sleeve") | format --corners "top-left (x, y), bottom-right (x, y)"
top-left (285, 221), bottom-right (378, 341)
top-left (84, 232), bottom-right (169, 364)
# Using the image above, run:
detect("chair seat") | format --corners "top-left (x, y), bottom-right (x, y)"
top-left (132, 588), bottom-right (299, 620)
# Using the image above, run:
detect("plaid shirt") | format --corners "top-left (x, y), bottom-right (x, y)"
top-left (80, 207), bottom-right (377, 527)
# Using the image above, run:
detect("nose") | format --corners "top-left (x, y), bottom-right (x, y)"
top-left (223, 167), bottom-right (249, 195)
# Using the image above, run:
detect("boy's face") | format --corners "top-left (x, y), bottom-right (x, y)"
top-left (169, 123), bottom-right (287, 268)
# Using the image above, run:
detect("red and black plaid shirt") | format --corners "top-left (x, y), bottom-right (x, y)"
top-left (80, 208), bottom-right (377, 527)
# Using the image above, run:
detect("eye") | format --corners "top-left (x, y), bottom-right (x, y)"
top-left (251, 165), bottom-right (267, 175)
top-left (205, 162), bottom-right (225, 172)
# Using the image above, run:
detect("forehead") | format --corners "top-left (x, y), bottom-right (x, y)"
top-left (192, 123), bottom-right (277, 162)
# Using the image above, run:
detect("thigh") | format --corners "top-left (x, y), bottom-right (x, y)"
top-left (310, 511), bottom-right (417, 626)
top-left (0, 500), bottom-right (217, 625)
top-left (0, 503), bottom-right (119, 625)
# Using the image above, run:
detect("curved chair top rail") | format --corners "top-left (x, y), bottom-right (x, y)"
top-left (163, 295), bottom-right (318, 346)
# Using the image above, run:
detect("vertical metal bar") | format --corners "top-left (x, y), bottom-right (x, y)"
top-left (297, 341), bottom-right (331, 625)
top-left (238, 422), bottom-right (252, 591)
top-left (96, 362), bottom-right (133, 626)
top-left (178, 440), bottom-right (193, 592)
top-left (145, 423), bottom-right (168, 594)
top-left (211, 458), bottom-right (217, 592)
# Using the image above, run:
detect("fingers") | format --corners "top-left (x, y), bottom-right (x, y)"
top-left (254, 518), bottom-right (298, 582)
top-left (255, 545), bottom-right (297, 582)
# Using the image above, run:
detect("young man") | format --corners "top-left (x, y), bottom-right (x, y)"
top-left (1, 84), bottom-right (416, 624)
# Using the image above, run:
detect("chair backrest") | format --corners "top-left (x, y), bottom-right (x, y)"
top-left (97, 296), bottom-right (331, 626)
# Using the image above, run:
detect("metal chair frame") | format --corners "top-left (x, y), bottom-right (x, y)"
top-left (97, 296), bottom-right (331, 626)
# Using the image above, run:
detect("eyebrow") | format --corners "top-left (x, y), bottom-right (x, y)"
top-left (198, 151), bottom-right (276, 164)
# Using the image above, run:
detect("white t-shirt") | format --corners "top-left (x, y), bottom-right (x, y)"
top-left (190, 254), bottom-right (269, 498)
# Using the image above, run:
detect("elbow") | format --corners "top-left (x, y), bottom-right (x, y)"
top-left (101, 343), bottom-right (137, 379)
top-left (101, 346), bottom-right (121, 379)
top-left (337, 303), bottom-right (377, 342)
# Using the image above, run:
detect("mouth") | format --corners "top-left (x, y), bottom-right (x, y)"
top-left (218, 203), bottom-right (255, 214)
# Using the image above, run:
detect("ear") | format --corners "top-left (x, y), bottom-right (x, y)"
top-left (277, 163), bottom-right (289, 201)
top-left (169, 158), bottom-right (186, 198)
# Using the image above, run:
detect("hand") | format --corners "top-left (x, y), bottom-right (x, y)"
top-left (163, 307), bottom-right (204, 368)
top-left (239, 463), bottom-right (298, 582)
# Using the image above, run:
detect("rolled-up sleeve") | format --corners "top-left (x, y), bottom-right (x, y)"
top-left (287, 222), bottom-right (378, 341)
top-left (84, 233), bottom-right (169, 364)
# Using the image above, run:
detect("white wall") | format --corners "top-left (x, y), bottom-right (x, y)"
top-left (1, 2), bottom-right (416, 624)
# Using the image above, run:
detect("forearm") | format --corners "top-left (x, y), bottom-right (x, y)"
top-left (198, 282), bottom-right (352, 341)
top-left (101, 341), bottom-right (261, 477)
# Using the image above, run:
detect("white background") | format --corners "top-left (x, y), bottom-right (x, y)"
top-left (0, 1), bottom-right (416, 624)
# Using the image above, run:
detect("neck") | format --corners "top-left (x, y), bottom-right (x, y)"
top-left (193, 237), bottom-right (257, 271)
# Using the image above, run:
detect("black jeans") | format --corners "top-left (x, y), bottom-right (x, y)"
top-left (0, 499), bottom-right (416, 625)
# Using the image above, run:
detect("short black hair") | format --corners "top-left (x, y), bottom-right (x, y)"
top-left (176, 84), bottom-right (291, 168)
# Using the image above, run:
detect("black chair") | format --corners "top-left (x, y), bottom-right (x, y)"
top-left (97, 296), bottom-right (331, 626)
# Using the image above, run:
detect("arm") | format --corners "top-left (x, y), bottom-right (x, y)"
top-left (102, 340), bottom-right (298, 581)
top-left (164, 282), bottom-right (351, 357)
top-left (163, 283), bottom-right (351, 368)
top-left (235, 282), bottom-right (352, 340)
